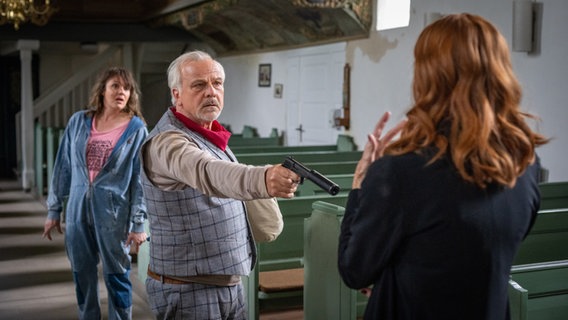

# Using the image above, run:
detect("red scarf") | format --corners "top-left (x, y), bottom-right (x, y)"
top-left (171, 107), bottom-right (232, 151)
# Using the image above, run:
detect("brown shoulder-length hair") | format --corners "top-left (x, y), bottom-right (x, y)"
top-left (87, 67), bottom-right (145, 122)
top-left (386, 13), bottom-right (548, 188)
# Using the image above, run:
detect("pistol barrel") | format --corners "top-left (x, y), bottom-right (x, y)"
top-left (282, 156), bottom-right (340, 196)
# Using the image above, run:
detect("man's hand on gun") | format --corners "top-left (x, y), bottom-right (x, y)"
top-left (266, 164), bottom-right (301, 198)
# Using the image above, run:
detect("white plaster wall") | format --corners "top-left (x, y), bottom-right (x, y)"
top-left (218, 51), bottom-right (289, 137)
top-left (218, 0), bottom-right (568, 182)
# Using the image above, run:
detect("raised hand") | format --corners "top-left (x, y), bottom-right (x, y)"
top-left (352, 112), bottom-right (407, 189)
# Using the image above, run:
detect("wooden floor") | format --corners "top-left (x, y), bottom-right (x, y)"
top-left (0, 179), bottom-right (303, 319)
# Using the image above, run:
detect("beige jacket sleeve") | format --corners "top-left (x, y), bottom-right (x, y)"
top-left (244, 198), bottom-right (283, 242)
top-left (142, 130), bottom-right (271, 199)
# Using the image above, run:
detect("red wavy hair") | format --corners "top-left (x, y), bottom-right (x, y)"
top-left (386, 13), bottom-right (548, 188)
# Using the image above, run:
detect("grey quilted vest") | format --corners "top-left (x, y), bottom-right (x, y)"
top-left (141, 110), bottom-right (256, 277)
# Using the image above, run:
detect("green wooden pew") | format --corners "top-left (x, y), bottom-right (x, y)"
top-left (468, 204), bottom-right (568, 320)
top-left (229, 135), bottom-right (283, 147)
top-left (513, 208), bottom-right (568, 265)
top-left (250, 173), bottom-right (565, 318)
top-left (242, 125), bottom-right (260, 138)
top-left (236, 150), bottom-right (362, 166)
top-left (302, 201), bottom-right (370, 318)
top-left (246, 195), bottom-right (348, 318)
top-left (297, 161), bottom-right (357, 176)
top-left (228, 125), bottom-right (263, 138)
top-left (293, 175), bottom-right (565, 199)
top-left (246, 182), bottom-right (568, 319)
top-left (303, 201), bottom-right (358, 320)
top-left (136, 194), bottom-right (347, 289)
top-left (233, 144), bottom-right (338, 154)
top-left (231, 134), bottom-right (358, 154)
top-left (303, 195), bottom-right (568, 319)
top-left (509, 260), bottom-right (568, 320)
top-left (295, 174), bottom-right (567, 200)
top-left (228, 126), bottom-right (284, 147)
top-left (540, 181), bottom-right (568, 210)
top-left (259, 195), bottom-right (348, 271)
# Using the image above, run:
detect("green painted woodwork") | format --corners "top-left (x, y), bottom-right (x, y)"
top-left (236, 150), bottom-right (362, 166)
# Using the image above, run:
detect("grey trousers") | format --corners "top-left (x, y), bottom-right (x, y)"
top-left (146, 278), bottom-right (246, 320)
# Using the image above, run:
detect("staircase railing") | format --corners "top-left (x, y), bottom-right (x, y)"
top-left (33, 45), bottom-right (122, 128)
top-left (15, 45), bottom-right (124, 197)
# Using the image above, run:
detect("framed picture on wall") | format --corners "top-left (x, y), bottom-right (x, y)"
top-left (258, 63), bottom-right (271, 87)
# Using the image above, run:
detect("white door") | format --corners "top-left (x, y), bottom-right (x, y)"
top-left (286, 43), bottom-right (345, 146)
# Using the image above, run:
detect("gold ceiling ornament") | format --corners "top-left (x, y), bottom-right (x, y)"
top-left (0, 0), bottom-right (56, 30)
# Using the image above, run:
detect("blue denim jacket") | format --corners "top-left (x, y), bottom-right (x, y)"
top-left (46, 111), bottom-right (148, 233)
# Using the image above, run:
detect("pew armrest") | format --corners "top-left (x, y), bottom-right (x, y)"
top-left (508, 279), bottom-right (528, 320)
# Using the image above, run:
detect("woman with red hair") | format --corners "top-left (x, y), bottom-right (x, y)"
top-left (338, 13), bottom-right (548, 320)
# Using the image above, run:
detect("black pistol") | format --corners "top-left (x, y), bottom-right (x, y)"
top-left (282, 156), bottom-right (340, 196)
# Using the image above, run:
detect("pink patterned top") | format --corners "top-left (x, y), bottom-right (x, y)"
top-left (86, 117), bottom-right (128, 182)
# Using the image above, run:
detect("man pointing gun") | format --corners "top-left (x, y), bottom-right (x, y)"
top-left (141, 50), bottom-right (301, 320)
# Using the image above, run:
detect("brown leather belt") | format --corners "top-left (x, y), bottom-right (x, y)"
top-left (147, 268), bottom-right (193, 285)
top-left (147, 268), bottom-right (241, 286)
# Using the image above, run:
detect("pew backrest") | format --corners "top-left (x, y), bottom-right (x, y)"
top-left (231, 134), bottom-right (356, 153)
top-left (236, 151), bottom-right (362, 166)
top-left (259, 195), bottom-right (348, 271)
top-left (233, 144), bottom-right (338, 154)
top-left (229, 136), bottom-right (282, 147)
top-left (246, 195), bottom-right (348, 320)
top-left (303, 201), bottom-right (358, 320)
top-left (509, 260), bottom-right (568, 320)
top-left (513, 208), bottom-right (568, 265)
top-left (301, 161), bottom-right (357, 176)
top-left (539, 181), bottom-right (568, 210)
top-left (303, 200), bottom-right (568, 320)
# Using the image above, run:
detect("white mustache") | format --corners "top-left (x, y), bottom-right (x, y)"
top-left (201, 99), bottom-right (219, 108)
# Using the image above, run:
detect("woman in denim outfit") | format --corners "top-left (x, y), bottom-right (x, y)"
top-left (43, 67), bottom-right (148, 320)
